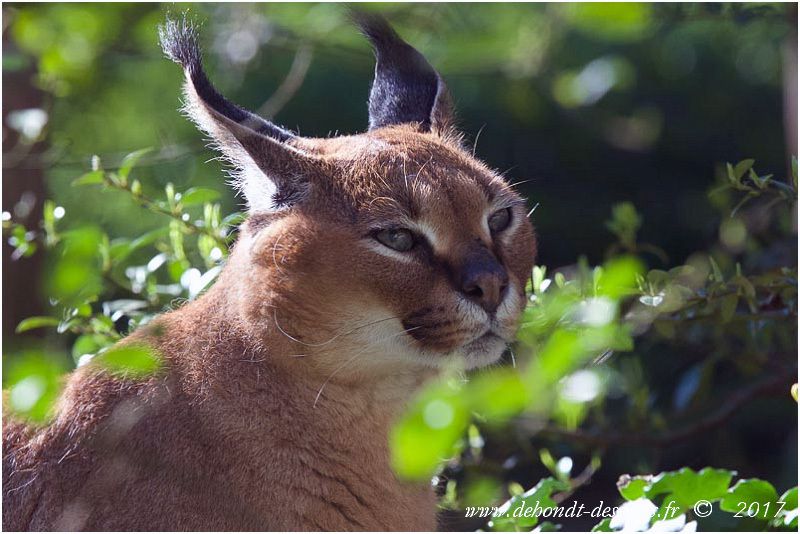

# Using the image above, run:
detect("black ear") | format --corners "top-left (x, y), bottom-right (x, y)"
top-left (353, 12), bottom-right (455, 133)
top-left (158, 16), bottom-right (319, 212)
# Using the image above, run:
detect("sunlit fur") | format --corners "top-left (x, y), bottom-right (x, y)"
top-left (2, 24), bottom-right (536, 534)
top-left (234, 127), bottom-right (537, 375)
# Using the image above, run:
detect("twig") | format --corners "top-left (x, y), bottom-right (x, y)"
top-left (257, 44), bottom-right (313, 120)
top-left (553, 453), bottom-right (604, 504)
top-left (534, 372), bottom-right (793, 448)
top-left (656, 309), bottom-right (797, 325)
top-left (103, 179), bottom-right (229, 249)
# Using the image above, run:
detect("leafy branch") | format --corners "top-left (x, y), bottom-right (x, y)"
top-left (72, 150), bottom-right (232, 249)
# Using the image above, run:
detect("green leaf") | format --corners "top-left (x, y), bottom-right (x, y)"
top-left (117, 148), bottom-right (153, 180)
top-left (754, 173), bottom-right (773, 190)
top-left (563, 3), bottom-right (653, 42)
top-left (466, 367), bottom-right (528, 422)
top-left (536, 521), bottom-right (561, 532)
top-left (489, 478), bottom-right (570, 531)
top-left (221, 212), bottom-right (246, 227)
top-left (111, 227), bottom-right (169, 262)
top-left (646, 269), bottom-right (669, 286)
top-left (720, 479), bottom-right (778, 520)
top-left (605, 202), bottom-right (642, 246)
top-left (591, 518), bottom-right (614, 532)
top-left (595, 256), bottom-right (644, 299)
top-left (72, 334), bottom-right (110, 362)
top-left (540, 449), bottom-right (557, 474)
top-left (16, 316), bottom-right (60, 333)
top-left (618, 475), bottom-right (651, 500)
top-left (168, 258), bottom-right (190, 282)
top-left (46, 226), bottom-right (104, 306)
top-left (73, 303), bottom-right (93, 318)
top-left (42, 199), bottom-right (56, 230)
top-left (91, 343), bottom-right (163, 379)
top-left (130, 227), bottom-right (170, 251)
top-left (646, 467), bottom-right (734, 515)
top-left (773, 487), bottom-right (798, 529)
top-left (532, 265), bottom-right (547, 293)
top-left (731, 276), bottom-right (757, 306)
top-left (733, 159), bottom-right (755, 180)
top-left (726, 162), bottom-right (737, 184)
top-left (708, 255), bottom-right (725, 283)
top-left (3, 350), bottom-right (67, 423)
top-left (90, 315), bottom-right (118, 335)
top-left (532, 329), bottom-right (584, 384)
top-left (180, 187), bottom-right (221, 206)
top-left (390, 379), bottom-right (469, 480)
top-left (72, 169), bottom-right (105, 186)
top-left (780, 486), bottom-right (797, 510)
top-left (554, 272), bottom-right (566, 288)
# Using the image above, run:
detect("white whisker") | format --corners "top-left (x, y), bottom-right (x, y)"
top-left (273, 309), bottom-right (399, 348)
top-left (508, 178), bottom-right (531, 188)
top-left (472, 124), bottom-right (486, 157)
top-left (271, 231), bottom-right (287, 275)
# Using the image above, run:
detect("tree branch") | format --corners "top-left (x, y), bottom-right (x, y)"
top-left (257, 43), bottom-right (313, 120)
top-left (534, 372), bottom-right (794, 448)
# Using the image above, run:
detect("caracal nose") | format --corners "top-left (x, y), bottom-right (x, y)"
top-left (459, 252), bottom-right (509, 313)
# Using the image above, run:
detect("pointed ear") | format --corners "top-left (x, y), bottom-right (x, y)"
top-left (353, 12), bottom-right (455, 134)
top-left (158, 16), bottom-right (319, 212)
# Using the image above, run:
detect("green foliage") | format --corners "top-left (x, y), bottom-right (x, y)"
top-left (15, 316), bottom-right (61, 333)
top-left (721, 479), bottom-right (780, 521)
top-left (473, 467), bottom-right (798, 531)
top-left (90, 343), bottom-right (162, 379)
top-left (391, 379), bottom-right (471, 479)
top-left (645, 467), bottom-right (733, 516)
top-left (605, 202), bottom-right (642, 251)
top-left (389, 159), bottom-right (796, 531)
top-left (489, 478), bottom-right (570, 531)
top-left (610, 468), bottom-right (798, 531)
top-left (391, 161), bottom-right (796, 492)
top-left (715, 158), bottom-right (797, 217)
top-left (2, 350), bottom-right (67, 423)
top-left (4, 149), bottom-right (235, 417)
top-left (392, 256), bottom-right (643, 479)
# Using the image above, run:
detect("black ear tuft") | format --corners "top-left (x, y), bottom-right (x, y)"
top-left (159, 14), bottom-right (322, 213)
top-left (158, 14), bottom-right (294, 141)
top-left (158, 15), bottom-right (203, 77)
top-left (352, 11), bottom-right (454, 132)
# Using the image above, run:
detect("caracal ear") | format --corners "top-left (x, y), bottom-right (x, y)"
top-left (159, 15), bottom-right (322, 212)
top-left (352, 11), bottom-right (456, 135)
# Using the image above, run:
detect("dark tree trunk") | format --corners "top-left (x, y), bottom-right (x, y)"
top-left (2, 9), bottom-right (47, 340)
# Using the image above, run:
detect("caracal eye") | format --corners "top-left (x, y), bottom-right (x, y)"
top-left (375, 228), bottom-right (416, 252)
top-left (488, 207), bottom-right (512, 233)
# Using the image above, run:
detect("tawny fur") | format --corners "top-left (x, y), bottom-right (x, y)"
top-left (3, 20), bottom-right (537, 532)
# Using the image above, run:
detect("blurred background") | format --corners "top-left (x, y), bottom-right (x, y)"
top-left (3, 3), bottom-right (797, 531)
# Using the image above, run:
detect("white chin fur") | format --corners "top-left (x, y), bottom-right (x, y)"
top-left (400, 334), bottom-right (508, 371)
top-left (458, 334), bottom-right (509, 369)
